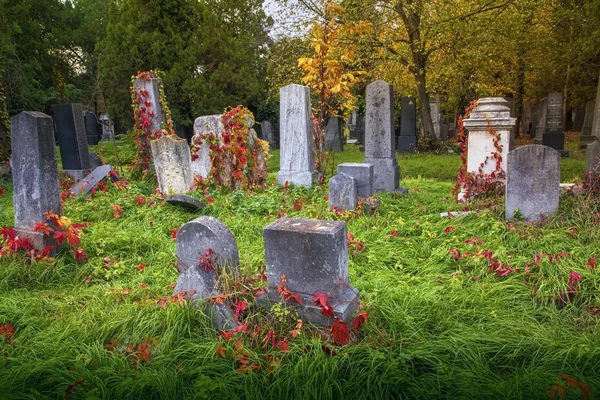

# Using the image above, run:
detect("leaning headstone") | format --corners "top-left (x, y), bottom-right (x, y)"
top-left (363, 80), bottom-right (403, 192)
top-left (84, 111), bottom-right (101, 145)
top-left (174, 216), bottom-right (240, 329)
top-left (325, 116), bottom-right (344, 152)
top-left (150, 135), bottom-right (194, 194)
top-left (542, 92), bottom-right (568, 156)
top-left (11, 112), bottom-right (61, 252)
top-left (506, 145), bottom-right (560, 222)
top-left (71, 165), bottom-right (117, 196)
top-left (278, 84), bottom-right (318, 187)
top-left (261, 218), bottom-right (359, 325)
top-left (191, 114), bottom-right (223, 178)
top-left (261, 120), bottom-right (274, 144)
top-left (398, 97), bottom-right (417, 153)
top-left (585, 141), bottom-right (600, 189)
top-left (329, 173), bottom-right (357, 211)
top-left (337, 163), bottom-right (374, 198)
top-left (52, 103), bottom-right (92, 181)
top-left (533, 98), bottom-right (548, 144)
top-left (133, 76), bottom-right (167, 135)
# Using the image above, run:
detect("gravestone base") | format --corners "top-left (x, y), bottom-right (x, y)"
top-left (64, 169), bottom-right (92, 182)
top-left (166, 194), bottom-right (204, 210)
top-left (14, 229), bottom-right (61, 255)
top-left (337, 163), bottom-right (374, 198)
top-left (257, 287), bottom-right (359, 326)
top-left (363, 157), bottom-right (399, 192)
top-left (533, 138), bottom-right (543, 145)
top-left (397, 136), bottom-right (417, 153)
top-left (277, 170), bottom-right (319, 188)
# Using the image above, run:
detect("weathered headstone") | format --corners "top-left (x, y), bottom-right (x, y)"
top-left (329, 173), bottom-right (357, 211)
top-left (11, 112), bottom-right (61, 252)
top-left (52, 103), bottom-right (92, 181)
top-left (355, 113), bottom-right (365, 147)
top-left (325, 116), bottom-right (344, 152)
top-left (506, 145), bottom-right (560, 222)
top-left (363, 80), bottom-right (403, 192)
top-left (191, 114), bottom-right (223, 178)
top-left (459, 97), bottom-right (515, 201)
top-left (150, 135), bottom-right (194, 194)
top-left (590, 76), bottom-right (600, 141)
top-left (261, 120), bottom-right (274, 144)
top-left (572, 106), bottom-right (585, 132)
top-left (348, 111), bottom-right (358, 141)
top-left (262, 218), bottom-right (360, 325)
top-left (522, 104), bottom-right (533, 136)
top-left (430, 98), bottom-right (441, 140)
top-left (530, 104), bottom-right (540, 139)
top-left (542, 92), bottom-right (568, 156)
top-left (337, 163), bottom-right (374, 198)
top-left (398, 97), bottom-right (417, 153)
top-left (174, 216), bottom-right (240, 329)
top-left (278, 84), bottom-right (318, 187)
top-left (133, 76), bottom-right (167, 135)
top-left (71, 165), bottom-right (117, 196)
top-left (99, 114), bottom-right (113, 141)
top-left (533, 98), bottom-right (548, 144)
top-left (585, 141), bottom-right (600, 189)
top-left (581, 100), bottom-right (596, 137)
top-left (84, 111), bottom-right (101, 146)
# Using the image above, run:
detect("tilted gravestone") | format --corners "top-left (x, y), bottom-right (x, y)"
top-left (337, 163), bottom-right (374, 198)
top-left (261, 218), bottom-right (359, 325)
top-left (542, 92), bottom-right (568, 157)
top-left (150, 135), bottom-right (194, 195)
top-left (579, 100), bottom-right (596, 148)
top-left (133, 76), bottom-right (167, 135)
top-left (506, 145), bottom-right (560, 222)
top-left (11, 112), bottom-right (61, 252)
top-left (71, 165), bottom-right (118, 196)
top-left (325, 116), bottom-right (344, 152)
top-left (329, 173), bottom-right (357, 211)
top-left (398, 97), bottom-right (417, 153)
top-left (585, 141), bottom-right (600, 189)
top-left (278, 84), bottom-right (318, 187)
top-left (174, 216), bottom-right (240, 329)
top-left (52, 103), bottom-right (92, 181)
top-left (363, 80), bottom-right (403, 192)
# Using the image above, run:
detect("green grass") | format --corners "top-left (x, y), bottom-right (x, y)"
top-left (0, 134), bottom-right (598, 399)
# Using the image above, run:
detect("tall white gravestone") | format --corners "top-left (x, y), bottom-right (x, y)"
top-left (278, 84), bottom-right (318, 187)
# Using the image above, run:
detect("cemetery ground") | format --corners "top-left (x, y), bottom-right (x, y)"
top-left (0, 133), bottom-right (598, 399)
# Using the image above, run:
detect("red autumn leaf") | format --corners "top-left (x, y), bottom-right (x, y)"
top-left (0, 187), bottom-right (4, 196)
top-left (444, 226), bottom-right (454, 233)
top-left (390, 230), bottom-right (399, 236)
top-left (465, 236), bottom-right (483, 246)
top-left (586, 256), bottom-right (597, 269)
top-left (135, 195), bottom-right (146, 206)
top-left (0, 324), bottom-right (15, 344)
top-left (40, 246), bottom-right (54, 258)
top-left (331, 318), bottom-right (350, 345)
top-left (568, 271), bottom-right (582, 287)
top-left (122, 288), bottom-right (131, 295)
top-left (205, 196), bottom-right (214, 204)
top-left (140, 283), bottom-right (149, 289)
top-left (34, 222), bottom-right (53, 235)
top-left (215, 346), bottom-right (227, 358)
top-left (74, 248), bottom-right (87, 261)
top-left (113, 204), bottom-right (122, 218)
top-left (274, 338), bottom-right (289, 352)
top-left (53, 230), bottom-right (65, 245)
top-left (137, 343), bottom-right (151, 363)
top-left (0, 226), bottom-right (16, 241)
top-left (137, 263), bottom-right (147, 271)
top-left (448, 248), bottom-right (461, 261)
top-left (293, 202), bottom-right (302, 211)
top-left (234, 300), bottom-right (247, 322)
top-left (64, 379), bottom-right (85, 400)
top-left (352, 310), bottom-right (368, 330)
top-left (312, 292), bottom-right (334, 317)
top-left (555, 253), bottom-right (569, 262)
top-left (170, 228), bottom-right (180, 239)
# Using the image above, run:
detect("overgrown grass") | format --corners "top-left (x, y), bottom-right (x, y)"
top-left (0, 133), bottom-right (598, 399)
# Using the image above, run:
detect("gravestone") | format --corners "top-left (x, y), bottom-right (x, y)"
top-left (522, 104), bottom-right (533, 136)
top-left (133, 76), bottom-right (167, 135)
top-left (84, 111), bottom-right (101, 145)
top-left (530, 104), bottom-right (540, 139)
top-left (325, 116), bottom-right (344, 152)
top-left (533, 98), bottom-right (547, 144)
top-left (329, 173), bottom-right (357, 211)
top-left (71, 165), bottom-right (117, 196)
top-left (572, 107), bottom-right (584, 132)
top-left (430, 98), bottom-right (441, 140)
top-left (581, 100), bottom-right (596, 137)
top-left (542, 92), bottom-right (568, 156)
top-left (150, 135), bottom-right (194, 194)
top-left (89, 151), bottom-right (103, 170)
top-left (166, 194), bottom-right (204, 210)
top-left (585, 141), bottom-right (600, 189)
top-left (337, 163), bottom-right (374, 198)
top-left (348, 111), bottom-right (358, 141)
top-left (191, 114), bottom-right (223, 178)
top-left (278, 84), bottom-right (318, 187)
top-left (363, 80), bottom-right (403, 192)
top-left (355, 113), bottom-right (365, 147)
top-left (261, 120), bottom-right (274, 144)
top-left (506, 145), bottom-right (560, 222)
top-left (441, 123), bottom-right (449, 141)
top-left (52, 103), bottom-right (92, 181)
top-left (99, 114), bottom-right (113, 141)
top-left (590, 76), bottom-right (600, 141)
top-left (262, 218), bottom-right (360, 325)
top-left (459, 97), bottom-right (515, 201)
top-left (11, 112), bottom-right (61, 252)
top-left (174, 216), bottom-right (240, 330)
top-left (398, 97), bottom-right (417, 153)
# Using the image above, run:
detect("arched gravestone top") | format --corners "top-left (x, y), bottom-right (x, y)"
top-left (506, 144), bottom-right (560, 222)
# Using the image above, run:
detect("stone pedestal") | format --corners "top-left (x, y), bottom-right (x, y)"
top-left (261, 218), bottom-right (359, 326)
top-left (11, 112), bottom-right (61, 253)
top-left (278, 84), bottom-right (318, 187)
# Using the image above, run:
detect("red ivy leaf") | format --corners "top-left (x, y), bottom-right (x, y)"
top-left (444, 226), bottom-right (454, 233)
top-left (137, 263), bottom-right (147, 271)
top-left (234, 300), bottom-right (247, 322)
top-left (170, 228), bottom-right (180, 239)
top-left (312, 292), bottom-right (333, 316)
top-left (390, 230), bottom-right (399, 236)
top-left (0, 324), bottom-right (15, 344)
top-left (586, 256), bottom-right (597, 269)
top-left (293, 201), bottom-right (302, 211)
top-left (352, 310), bottom-right (368, 330)
top-left (331, 317), bottom-right (350, 345)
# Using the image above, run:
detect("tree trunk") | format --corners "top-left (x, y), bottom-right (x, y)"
top-left (414, 67), bottom-right (435, 141)
top-left (563, 23), bottom-right (574, 132)
top-left (514, 47), bottom-right (525, 137)
top-left (0, 81), bottom-right (10, 165)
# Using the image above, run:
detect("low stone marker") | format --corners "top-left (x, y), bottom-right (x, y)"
top-left (337, 163), bottom-right (374, 198)
top-left (174, 216), bottom-right (240, 329)
top-left (506, 145), bottom-right (560, 222)
top-left (71, 165), bottom-right (118, 196)
top-left (52, 103), bottom-right (92, 181)
top-left (166, 194), bottom-right (204, 210)
top-left (398, 97), bottom-right (417, 153)
top-left (11, 111), bottom-right (61, 252)
top-left (329, 173), bottom-right (357, 211)
top-left (261, 218), bottom-right (360, 325)
top-left (325, 116), bottom-right (344, 152)
top-left (150, 135), bottom-right (194, 194)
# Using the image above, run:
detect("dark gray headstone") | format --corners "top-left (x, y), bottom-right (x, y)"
top-left (166, 194), bottom-right (204, 210)
top-left (582, 100), bottom-right (595, 137)
top-left (11, 112), bottom-right (61, 252)
top-left (533, 98), bottom-right (547, 144)
top-left (355, 113), bottom-right (365, 146)
top-left (52, 103), bottom-right (91, 171)
top-left (530, 104), bottom-right (540, 139)
top-left (337, 163), bottom-right (374, 198)
top-left (398, 97), bottom-right (417, 153)
top-left (262, 218), bottom-right (359, 325)
top-left (545, 93), bottom-right (563, 135)
top-left (84, 111), bottom-right (101, 145)
top-left (572, 107), bottom-right (584, 131)
top-left (89, 151), bottom-right (103, 170)
top-left (329, 173), bottom-right (357, 211)
top-left (506, 145), bottom-right (560, 222)
top-left (71, 165), bottom-right (117, 196)
top-left (592, 76), bottom-right (600, 140)
top-left (325, 116), bottom-right (344, 152)
top-left (363, 80), bottom-right (400, 192)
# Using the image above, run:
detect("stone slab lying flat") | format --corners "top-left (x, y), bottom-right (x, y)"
top-left (166, 194), bottom-right (204, 210)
